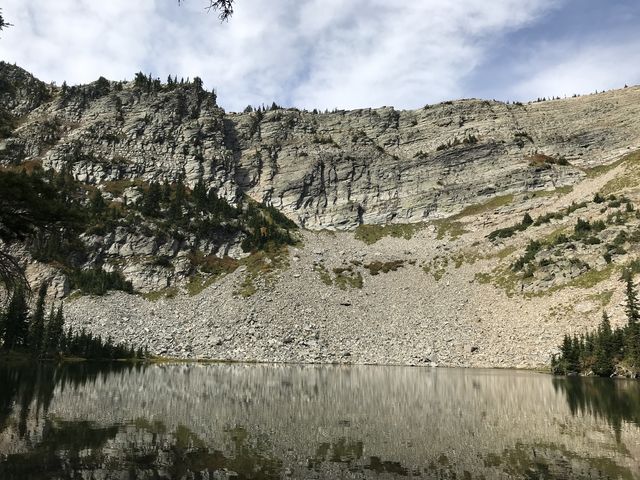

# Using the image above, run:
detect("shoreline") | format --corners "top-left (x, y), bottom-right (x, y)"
top-left (0, 350), bottom-right (551, 373)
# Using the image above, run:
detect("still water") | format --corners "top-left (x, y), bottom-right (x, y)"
top-left (1, 363), bottom-right (640, 479)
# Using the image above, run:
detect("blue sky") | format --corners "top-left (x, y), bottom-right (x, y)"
top-left (1, 1), bottom-right (638, 111)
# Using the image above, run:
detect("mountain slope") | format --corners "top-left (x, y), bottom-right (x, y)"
top-left (2, 63), bottom-right (640, 368)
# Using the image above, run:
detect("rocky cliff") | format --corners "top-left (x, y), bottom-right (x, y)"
top-left (3, 62), bottom-right (640, 369)
top-left (3, 62), bottom-right (640, 229)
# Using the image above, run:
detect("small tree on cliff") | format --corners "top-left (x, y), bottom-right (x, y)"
top-left (141, 182), bottom-right (162, 217)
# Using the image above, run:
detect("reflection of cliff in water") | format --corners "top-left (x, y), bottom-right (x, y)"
top-left (1, 364), bottom-right (639, 479)
top-left (553, 375), bottom-right (640, 442)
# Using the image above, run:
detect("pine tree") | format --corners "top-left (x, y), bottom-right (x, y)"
top-left (44, 304), bottom-right (65, 355)
top-left (141, 182), bottom-right (162, 217)
top-left (625, 277), bottom-right (639, 323)
top-left (593, 311), bottom-right (615, 376)
top-left (29, 283), bottom-right (47, 355)
top-left (623, 277), bottom-right (640, 368)
top-left (599, 311), bottom-right (613, 358)
top-left (168, 177), bottom-right (186, 221)
top-left (521, 213), bottom-right (533, 227)
top-left (2, 287), bottom-right (29, 350)
top-left (193, 177), bottom-right (208, 212)
top-left (90, 189), bottom-right (107, 217)
top-left (161, 180), bottom-right (172, 203)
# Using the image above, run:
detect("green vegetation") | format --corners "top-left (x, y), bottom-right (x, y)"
top-left (513, 131), bottom-right (533, 147)
top-left (1, 163), bottom-right (298, 299)
top-left (354, 223), bottom-right (423, 245)
top-left (313, 263), bottom-right (363, 289)
top-left (0, 167), bottom-right (84, 294)
top-left (488, 200), bottom-right (591, 242)
top-left (235, 246), bottom-right (289, 297)
top-left (423, 256), bottom-right (449, 281)
top-left (587, 290), bottom-right (614, 307)
top-left (364, 260), bottom-right (404, 275)
top-left (552, 274), bottom-right (640, 376)
top-left (487, 213), bottom-right (535, 241)
top-left (433, 219), bottom-right (467, 240)
top-left (455, 194), bottom-right (514, 218)
top-left (68, 268), bottom-right (133, 296)
top-left (333, 267), bottom-right (363, 290)
top-left (527, 185), bottom-right (573, 198)
top-left (425, 194), bottom-right (516, 241)
top-left (583, 152), bottom-right (635, 178)
top-left (526, 153), bottom-right (569, 167)
top-left (475, 268), bottom-right (520, 297)
top-left (314, 264), bottom-right (334, 286)
top-left (0, 283), bottom-right (146, 360)
top-left (600, 152), bottom-right (640, 195)
top-left (435, 133), bottom-right (478, 151)
top-left (142, 287), bottom-right (179, 302)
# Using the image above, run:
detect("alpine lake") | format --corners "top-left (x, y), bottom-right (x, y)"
top-left (1, 362), bottom-right (640, 479)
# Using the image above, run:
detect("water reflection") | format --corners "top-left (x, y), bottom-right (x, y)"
top-left (0, 363), bottom-right (639, 479)
top-left (553, 376), bottom-right (640, 442)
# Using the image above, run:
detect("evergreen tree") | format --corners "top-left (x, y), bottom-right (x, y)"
top-left (2, 287), bottom-right (29, 350)
top-left (141, 181), bottom-right (162, 217)
top-left (193, 177), bottom-right (208, 212)
top-left (521, 213), bottom-right (533, 227)
top-left (44, 304), bottom-right (65, 355)
top-left (161, 180), bottom-right (172, 203)
top-left (28, 282), bottom-right (47, 355)
top-left (599, 311), bottom-right (613, 358)
top-left (625, 277), bottom-right (640, 324)
top-left (593, 312), bottom-right (615, 376)
top-left (168, 177), bottom-right (186, 221)
top-left (89, 189), bottom-right (107, 217)
top-left (624, 276), bottom-right (640, 368)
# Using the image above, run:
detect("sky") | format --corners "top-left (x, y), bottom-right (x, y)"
top-left (1, 1), bottom-right (639, 112)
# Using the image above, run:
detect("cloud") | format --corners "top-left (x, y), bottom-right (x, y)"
top-left (506, 41), bottom-right (640, 100)
top-left (1, 0), bottom-right (636, 111)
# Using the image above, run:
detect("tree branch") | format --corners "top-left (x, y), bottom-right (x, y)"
top-left (178, 1), bottom-right (235, 21)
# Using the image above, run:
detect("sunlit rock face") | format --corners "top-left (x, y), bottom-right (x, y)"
top-left (3, 62), bottom-right (640, 229)
top-left (1, 363), bottom-right (640, 479)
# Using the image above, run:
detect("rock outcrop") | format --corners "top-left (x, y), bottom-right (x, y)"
top-left (3, 62), bottom-right (640, 369)
top-left (3, 62), bottom-right (640, 230)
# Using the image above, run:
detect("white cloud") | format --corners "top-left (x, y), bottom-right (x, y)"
top-left (2, 0), bottom-right (615, 112)
top-left (506, 40), bottom-right (640, 100)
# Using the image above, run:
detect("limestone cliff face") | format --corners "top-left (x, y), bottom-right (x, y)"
top-left (3, 62), bottom-right (640, 230)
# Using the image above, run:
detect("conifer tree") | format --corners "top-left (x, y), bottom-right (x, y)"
top-left (161, 180), bottom-right (172, 203)
top-left (521, 213), bottom-right (533, 227)
top-left (141, 182), bottom-right (162, 217)
top-left (193, 177), bottom-right (208, 212)
top-left (90, 189), bottom-right (107, 217)
top-left (29, 283), bottom-right (47, 355)
top-left (594, 311), bottom-right (615, 376)
top-left (2, 287), bottom-right (29, 350)
top-left (44, 304), bottom-right (65, 355)
top-left (625, 276), bottom-right (639, 323)
top-left (168, 177), bottom-right (186, 221)
top-left (624, 277), bottom-right (640, 368)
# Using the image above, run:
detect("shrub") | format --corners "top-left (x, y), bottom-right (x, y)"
top-left (68, 268), bottom-right (133, 296)
top-left (512, 240), bottom-right (542, 272)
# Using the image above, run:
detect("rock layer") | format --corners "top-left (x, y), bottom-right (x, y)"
top-left (3, 62), bottom-right (640, 229)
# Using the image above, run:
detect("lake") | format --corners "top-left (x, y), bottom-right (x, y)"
top-left (1, 363), bottom-right (639, 479)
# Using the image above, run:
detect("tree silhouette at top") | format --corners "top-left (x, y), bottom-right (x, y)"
top-left (0, 9), bottom-right (11, 32)
top-left (178, 0), bottom-right (235, 21)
